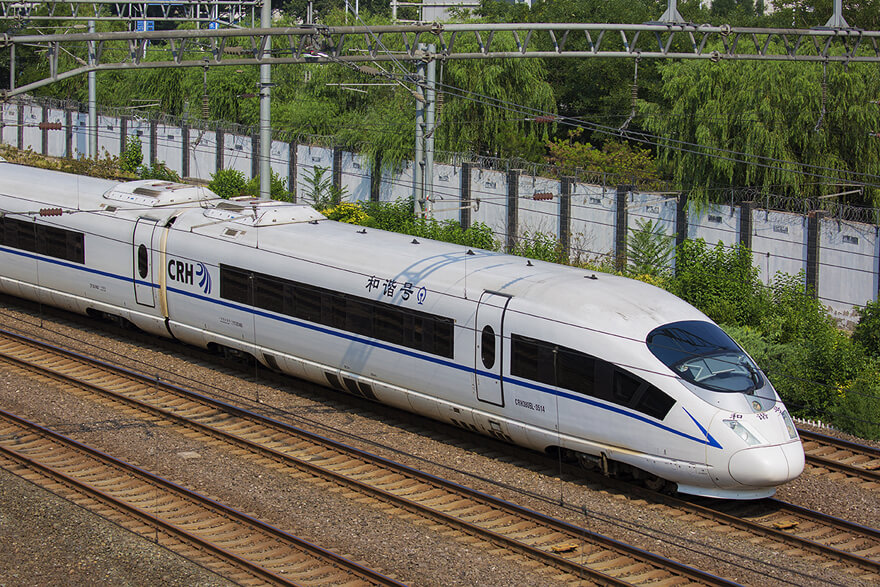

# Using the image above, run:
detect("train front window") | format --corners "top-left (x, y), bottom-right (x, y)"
top-left (646, 320), bottom-right (763, 393)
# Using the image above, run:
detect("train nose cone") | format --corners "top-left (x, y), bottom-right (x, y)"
top-left (728, 441), bottom-right (805, 487)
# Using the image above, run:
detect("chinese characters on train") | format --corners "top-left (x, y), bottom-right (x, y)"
top-left (366, 276), bottom-right (427, 305)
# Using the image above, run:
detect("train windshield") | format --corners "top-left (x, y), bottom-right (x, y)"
top-left (646, 320), bottom-right (763, 394)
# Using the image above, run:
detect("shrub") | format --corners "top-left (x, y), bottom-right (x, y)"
top-left (669, 239), bottom-right (769, 326)
top-left (304, 166), bottom-right (346, 209)
top-left (829, 366), bottom-right (880, 440)
top-left (512, 231), bottom-right (566, 264)
top-left (853, 299), bottom-right (880, 358)
top-left (120, 137), bottom-right (143, 174)
top-left (627, 219), bottom-right (673, 276)
top-left (323, 202), bottom-right (369, 224)
top-left (141, 162), bottom-right (181, 182)
top-left (208, 168), bottom-right (248, 199)
top-left (245, 171), bottom-right (293, 202)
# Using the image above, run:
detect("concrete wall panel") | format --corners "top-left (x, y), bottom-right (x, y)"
top-left (518, 174), bottom-right (561, 240)
top-left (429, 163), bottom-right (461, 223)
top-left (269, 139), bottom-right (290, 190)
top-left (627, 191), bottom-right (677, 271)
top-left (688, 203), bottom-right (740, 248)
top-left (751, 210), bottom-right (807, 286)
top-left (21, 103), bottom-right (41, 152)
top-left (188, 129), bottom-right (217, 181)
top-left (125, 120), bottom-right (151, 167)
top-left (223, 133), bottom-right (253, 177)
top-left (470, 168), bottom-right (508, 241)
top-left (46, 108), bottom-right (66, 158)
top-left (295, 144), bottom-right (333, 205)
top-left (71, 112), bottom-right (89, 159)
top-left (97, 115), bottom-right (121, 158)
top-left (569, 183), bottom-right (615, 265)
top-left (154, 123), bottom-right (185, 175)
top-left (0, 102), bottom-right (16, 146)
top-left (342, 151), bottom-right (371, 203)
top-left (818, 219), bottom-right (879, 327)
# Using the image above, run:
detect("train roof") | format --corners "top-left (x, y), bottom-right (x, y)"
top-left (0, 164), bottom-right (706, 334)
top-left (0, 161), bottom-right (119, 209)
top-left (303, 220), bottom-right (706, 331)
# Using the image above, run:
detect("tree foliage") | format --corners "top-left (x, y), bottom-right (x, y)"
top-left (640, 55), bottom-right (880, 205)
top-left (546, 128), bottom-right (661, 185)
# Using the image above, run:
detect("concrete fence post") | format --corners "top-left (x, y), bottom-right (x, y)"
top-left (461, 162), bottom-right (472, 230)
top-left (807, 210), bottom-right (827, 297)
top-left (507, 169), bottom-right (521, 253)
top-left (149, 120), bottom-right (158, 167)
top-left (251, 132), bottom-right (259, 179)
top-left (560, 176), bottom-right (573, 260)
top-left (40, 104), bottom-right (48, 156)
top-left (739, 200), bottom-right (755, 250)
top-left (289, 140), bottom-right (298, 202)
top-left (215, 128), bottom-right (224, 172)
top-left (370, 153), bottom-right (382, 203)
top-left (615, 185), bottom-right (631, 271)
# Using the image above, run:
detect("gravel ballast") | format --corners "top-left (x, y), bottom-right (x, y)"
top-left (0, 299), bottom-right (877, 586)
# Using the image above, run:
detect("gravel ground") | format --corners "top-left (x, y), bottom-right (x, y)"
top-left (0, 298), bottom-right (878, 586)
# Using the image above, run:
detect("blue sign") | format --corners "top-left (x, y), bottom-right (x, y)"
top-left (136, 20), bottom-right (155, 32)
top-left (208, 22), bottom-right (220, 30)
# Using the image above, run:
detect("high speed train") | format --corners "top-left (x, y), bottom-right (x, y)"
top-left (0, 161), bottom-right (804, 499)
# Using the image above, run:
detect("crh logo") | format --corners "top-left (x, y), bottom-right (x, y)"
top-left (196, 262), bottom-right (212, 295)
top-left (168, 259), bottom-right (212, 295)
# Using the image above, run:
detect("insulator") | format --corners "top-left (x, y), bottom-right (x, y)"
top-left (38, 122), bottom-right (62, 130)
top-left (39, 208), bottom-right (63, 216)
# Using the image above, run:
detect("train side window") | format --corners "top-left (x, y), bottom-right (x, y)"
top-left (282, 282), bottom-right (297, 317)
top-left (0, 217), bottom-right (5, 245)
top-left (613, 368), bottom-right (643, 405)
top-left (137, 244), bottom-right (149, 279)
top-left (219, 265), bottom-right (253, 305)
top-left (557, 346), bottom-right (595, 396)
top-left (67, 231), bottom-right (84, 264)
top-left (254, 275), bottom-right (284, 313)
top-left (635, 386), bottom-right (676, 420)
top-left (346, 298), bottom-right (373, 337)
top-left (219, 264), bottom-right (454, 359)
top-left (433, 317), bottom-right (454, 359)
top-left (511, 334), bottom-right (538, 381)
top-left (481, 325), bottom-right (496, 369)
top-left (293, 284), bottom-right (321, 322)
top-left (38, 224), bottom-right (85, 264)
top-left (40, 225), bottom-right (65, 259)
top-left (5, 218), bottom-right (35, 252)
top-left (322, 292), bottom-right (347, 330)
top-left (375, 305), bottom-right (404, 345)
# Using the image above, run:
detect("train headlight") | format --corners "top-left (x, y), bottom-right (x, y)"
top-left (781, 410), bottom-right (799, 440)
top-left (723, 420), bottom-right (762, 446)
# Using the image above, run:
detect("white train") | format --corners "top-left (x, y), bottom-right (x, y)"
top-left (0, 161), bottom-right (804, 499)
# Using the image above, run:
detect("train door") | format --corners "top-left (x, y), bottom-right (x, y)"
top-left (474, 291), bottom-right (510, 406)
top-left (132, 217), bottom-right (158, 307)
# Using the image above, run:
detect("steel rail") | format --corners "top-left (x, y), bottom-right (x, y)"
top-left (0, 327), bottom-right (738, 587)
top-left (0, 408), bottom-right (404, 587)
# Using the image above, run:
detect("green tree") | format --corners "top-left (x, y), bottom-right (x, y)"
top-left (546, 128), bottom-right (661, 185)
top-left (627, 219), bottom-right (673, 276)
top-left (120, 137), bottom-right (143, 174)
top-left (209, 169), bottom-right (249, 199)
top-left (640, 56), bottom-right (880, 206)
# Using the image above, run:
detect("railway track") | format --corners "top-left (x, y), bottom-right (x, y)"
top-left (0, 328), bottom-right (739, 587)
top-left (0, 409), bottom-right (403, 587)
top-left (798, 429), bottom-right (880, 488)
top-left (2, 308), bottom-right (878, 584)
